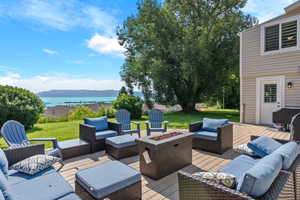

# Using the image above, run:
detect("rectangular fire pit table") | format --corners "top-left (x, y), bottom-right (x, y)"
top-left (136, 131), bottom-right (194, 180)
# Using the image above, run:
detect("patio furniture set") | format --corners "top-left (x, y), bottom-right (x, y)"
top-left (1, 108), bottom-right (298, 200)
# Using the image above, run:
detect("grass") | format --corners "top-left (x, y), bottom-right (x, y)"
top-left (0, 109), bottom-right (239, 149)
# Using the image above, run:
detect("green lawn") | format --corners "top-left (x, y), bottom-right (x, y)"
top-left (0, 109), bottom-right (239, 149)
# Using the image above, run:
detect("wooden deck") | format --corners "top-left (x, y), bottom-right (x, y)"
top-left (58, 123), bottom-right (291, 200)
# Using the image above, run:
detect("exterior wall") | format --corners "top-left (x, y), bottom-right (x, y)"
top-left (240, 20), bottom-right (300, 124)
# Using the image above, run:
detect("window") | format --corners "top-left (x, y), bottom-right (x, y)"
top-left (262, 16), bottom-right (299, 54)
top-left (264, 84), bottom-right (277, 103)
top-left (265, 24), bottom-right (280, 52)
top-left (282, 20), bottom-right (297, 48)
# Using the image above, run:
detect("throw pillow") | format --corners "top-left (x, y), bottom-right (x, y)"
top-left (202, 118), bottom-right (229, 132)
top-left (192, 171), bottom-right (236, 189)
top-left (0, 149), bottom-right (8, 176)
top-left (247, 136), bottom-right (282, 157)
top-left (11, 154), bottom-right (60, 175)
top-left (233, 144), bottom-right (257, 157)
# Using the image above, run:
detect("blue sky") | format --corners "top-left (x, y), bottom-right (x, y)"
top-left (0, 0), bottom-right (297, 92)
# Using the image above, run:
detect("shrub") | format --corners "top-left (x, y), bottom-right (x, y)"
top-left (112, 94), bottom-right (143, 119)
top-left (0, 85), bottom-right (44, 129)
top-left (67, 106), bottom-right (96, 121)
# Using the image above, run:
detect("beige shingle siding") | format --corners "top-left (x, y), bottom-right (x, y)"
top-left (240, 17), bottom-right (300, 124)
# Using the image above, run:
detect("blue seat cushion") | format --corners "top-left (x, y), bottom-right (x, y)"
top-left (202, 118), bottom-right (229, 132)
top-left (273, 141), bottom-right (299, 170)
top-left (0, 170), bottom-right (11, 200)
top-left (247, 136), bottom-right (282, 157)
top-left (76, 161), bottom-right (141, 198)
top-left (0, 149), bottom-right (8, 176)
top-left (239, 153), bottom-right (282, 198)
top-left (194, 131), bottom-right (218, 141)
top-left (219, 155), bottom-right (260, 186)
top-left (105, 135), bottom-right (137, 148)
top-left (0, 191), bottom-right (4, 200)
top-left (57, 193), bottom-right (81, 200)
top-left (8, 172), bottom-right (74, 200)
top-left (84, 117), bottom-right (108, 131)
top-left (7, 167), bottom-right (56, 185)
top-left (95, 130), bottom-right (118, 140)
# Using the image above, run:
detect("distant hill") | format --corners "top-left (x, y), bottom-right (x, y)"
top-left (37, 90), bottom-right (142, 97)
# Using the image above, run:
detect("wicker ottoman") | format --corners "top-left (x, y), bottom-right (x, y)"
top-left (75, 161), bottom-right (142, 200)
top-left (105, 135), bottom-right (139, 159)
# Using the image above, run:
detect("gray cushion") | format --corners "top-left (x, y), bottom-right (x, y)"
top-left (8, 167), bottom-right (56, 185)
top-left (219, 155), bottom-right (259, 186)
top-left (76, 161), bottom-right (141, 198)
top-left (105, 135), bottom-right (137, 148)
top-left (95, 130), bottom-right (118, 140)
top-left (239, 153), bottom-right (282, 198)
top-left (0, 191), bottom-right (4, 200)
top-left (84, 117), bottom-right (108, 131)
top-left (247, 136), bottom-right (282, 157)
top-left (202, 118), bottom-right (229, 132)
top-left (194, 131), bottom-right (218, 141)
top-left (57, 193), bottom-right (81, 200)
top-left (8, 172), bottom-right (74, 200)
top-left (0, 149), bottom-right (8, 176)
top-left (273, 141), bottom-right (299, 170)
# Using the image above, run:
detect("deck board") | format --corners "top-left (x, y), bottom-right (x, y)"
top-left (58, 123), bottom-right (291, 199)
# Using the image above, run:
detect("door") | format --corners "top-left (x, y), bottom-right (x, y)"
top-left (257, 77), bottom-right (284, 125)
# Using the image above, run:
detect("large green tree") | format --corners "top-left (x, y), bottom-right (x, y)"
top-left (118, 0), bottom-right (257, 112)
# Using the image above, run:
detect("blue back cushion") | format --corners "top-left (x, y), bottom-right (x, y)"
top-left (202, 118), bottom-right (229, 132)
top-left (239, 153), bottom-right (282, 198)
top-left (0, 150), bottom-right (8, 176)
top-left (273, 141), bottom-right (299, 170)
top-left (84, 117), bottom-right (108, 131)
top-left (247, 136), bottom-right (282, 157)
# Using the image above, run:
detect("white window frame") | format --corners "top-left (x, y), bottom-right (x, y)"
top-left (261, 15), bottom-right (300, 55)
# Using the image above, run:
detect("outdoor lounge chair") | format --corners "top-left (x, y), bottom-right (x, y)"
top-left (146, 109), bottom-right (168, 136)
top-left (0, 145), bottom-right (81, 200)
top-left (189, 118), bottom-right (233, 154)
top-left (1, 120), bottom-right (62, 158)
top-left (116, 109), bottom-right (141, 137)
top-left (80, 116), bottom-right (121, 153)
top-left (178, 136), bottom-right (299, 200)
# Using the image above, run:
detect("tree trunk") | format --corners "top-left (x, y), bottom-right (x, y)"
top-left (181, 102), bottom-right (196, 112)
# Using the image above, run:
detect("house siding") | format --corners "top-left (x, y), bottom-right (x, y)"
top-left (240, 16), bottom-right (300, 124)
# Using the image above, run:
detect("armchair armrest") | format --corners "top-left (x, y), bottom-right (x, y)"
top-left (217, 123), bottom-right (233, 141)
top-left (30, 138), bottom-right (58, 149)
top-left (80, 123), bottom-right (96, 143)
top-left (189, 121), bottom-right (203, 132)
top-left (108, 121), bottom-right (122, 135)
top-left (4, 143), bottom-right (45, 166)
top-left (177, 171), bottom-right (253, 200)
top-left (131, 121), bottom-right (141, 129)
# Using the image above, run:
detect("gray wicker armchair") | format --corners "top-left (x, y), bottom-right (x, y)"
top-left (80, 120), bottom-right (121, 153)
top-left (189, 121), bottom-right (233, 154)
top-left (178, 136), bottom-right (299, 200)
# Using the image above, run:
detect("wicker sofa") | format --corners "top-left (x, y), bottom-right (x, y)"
top-left (80, 117), bottom-right (122, 153)
top-left (178, 136), bottom-right (299, 200)
top-left (189, 120), bottom-right (233, 154)
top-left (1, 144), bottom-right (81, 200)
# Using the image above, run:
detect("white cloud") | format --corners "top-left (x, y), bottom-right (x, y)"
top-left (87, 34), bottom-right (125, 56)
top-left (1, 0), bottom-right (117, 35)
top-left (0, 73), bottom-right (123, 93)
top-left (71, 60), bottom-right (87, 65)
top-left (244, 0), bottom-right (298, 23)
top-left (43, 48), bottom-right (58, 55)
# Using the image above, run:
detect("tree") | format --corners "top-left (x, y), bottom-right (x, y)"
top-left (118, 0), bottom-right (257, 112)
top-left (118, 86), bottom-right (128, 96)
top-left (112, 94), bottom-right (143, 119)
top-left (0, 85), bottom-right (44, 129)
